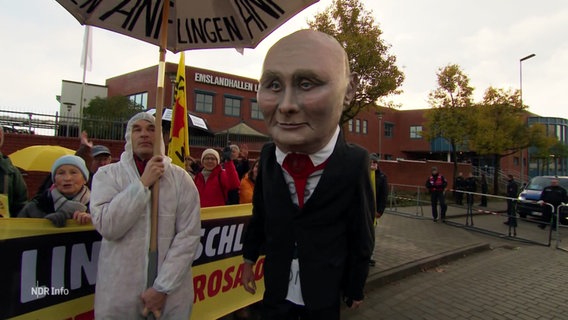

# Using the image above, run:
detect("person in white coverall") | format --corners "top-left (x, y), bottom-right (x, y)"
top-left (90, 112), bottom-right (201, 319)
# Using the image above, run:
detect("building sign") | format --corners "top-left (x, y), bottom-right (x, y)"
top-left (195, 72), bottom-right (259, 92)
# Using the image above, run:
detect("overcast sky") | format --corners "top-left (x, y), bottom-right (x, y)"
top-left (1, 0), bottom-right (567, 119)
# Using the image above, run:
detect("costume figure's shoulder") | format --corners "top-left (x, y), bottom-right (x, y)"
top-left (341, 141), bottom-right (369, 160)
top-left (260, 142), bottom-right (276, 155)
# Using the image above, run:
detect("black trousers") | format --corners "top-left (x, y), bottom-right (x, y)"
top-left (506, 199), bottom-right (517, 227)
top-left (430, 191), bottom-right (447, 220)
top-left (541, 205), bottom-right (557, 229)
top-left (261, 299), bottom-right (340, 320)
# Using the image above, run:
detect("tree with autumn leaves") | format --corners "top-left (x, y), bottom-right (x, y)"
top-left (424, 64), bottom-right (558, 194)
top-left (307, 0), bottom-right (405, 124)
top-left (306, 0), bottom-right (560, 194)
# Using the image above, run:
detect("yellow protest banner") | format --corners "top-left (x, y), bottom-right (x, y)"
top-left (0, 204), bottom-right (263, 320)
top-left (0, 194), bottom-right (9, 218)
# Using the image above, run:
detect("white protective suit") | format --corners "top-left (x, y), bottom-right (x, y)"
top-left (90, 112), bottom-right (201, 319)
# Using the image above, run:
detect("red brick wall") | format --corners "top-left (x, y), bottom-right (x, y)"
top-left (378, 159), bottom-right (471, 191)
top-left (4, 131), bottom-right (470, 200)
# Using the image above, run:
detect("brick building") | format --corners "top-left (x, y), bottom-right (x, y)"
top-left (101, 63), bottom-right (523, 184)
top-left (7, 63), bottom-right (559, 197)
top-left (104, 63), bottom-right (439, 161)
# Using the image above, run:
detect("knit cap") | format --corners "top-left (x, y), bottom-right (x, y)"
top-left (201, 148), bottom-right (220, 163)
top-left (51, 155), bottom-right (89, 182)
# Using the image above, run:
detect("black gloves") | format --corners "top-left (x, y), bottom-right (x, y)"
top-left (222, 146), bottom-right (232, 162)
top-left (45, 212), bottom-right (68, 228)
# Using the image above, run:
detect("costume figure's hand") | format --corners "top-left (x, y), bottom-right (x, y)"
top-left (241, 262), bottom-right (257, 294)
top-left (350, 300), bottom-right (363, 309)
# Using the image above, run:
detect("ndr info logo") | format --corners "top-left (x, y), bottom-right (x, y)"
top-left (31, 282), bottom-right (70, 298)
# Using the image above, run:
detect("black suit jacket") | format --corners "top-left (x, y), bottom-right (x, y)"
top-left (242, 134), bottom-right (375, 309)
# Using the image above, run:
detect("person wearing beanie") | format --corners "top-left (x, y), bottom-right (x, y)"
top-left (51, 155), bottom-right (90, 183)
top-left (201, 148), bottom-right (220, 163)
top-left (34, 130), bottom-right (106, 196)
top-left (194, 147), bottom-right (241, 207)
top-left (18, 155), bottom-right (91, 227)
top-left (90, 112), bottom-right (201, 319)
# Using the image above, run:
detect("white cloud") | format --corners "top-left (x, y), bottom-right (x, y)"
top-left (1, 0), bottom-right (567, 120)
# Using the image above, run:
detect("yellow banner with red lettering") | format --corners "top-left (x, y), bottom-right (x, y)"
top-left (0, 204), bottom-right (263, 320)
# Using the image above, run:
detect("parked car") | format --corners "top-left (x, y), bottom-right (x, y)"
top-left (516, 176), bottom-right (568, 224)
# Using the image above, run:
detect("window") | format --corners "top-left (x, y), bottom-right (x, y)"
top-left (250, 100), bottom-right (263, 120)
top-left (348, 119), bottom-right (353, 132)
top-left (385, 123), bottom-right (394, 138)
top-left (128, 92), bottom-right (148, 108)
top-left (195, 91), bottom-right (214, 113)
top-left (224, 96), bottom-right (242, 117)
top-left (363, 120), bottom-right (368, 134)
top-left (355, 119), bottom-right (361, 133)
top-left (410, 125), bottom-right (423, 139)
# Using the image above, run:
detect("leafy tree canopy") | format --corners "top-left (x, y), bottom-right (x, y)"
top-left (84, 96), bottom-right (144, 120)
top-left (82, 96), bottom-right (144, 140)
top-left (307, 0), bottom-right (404, 124)
top-left (470, 87), bottom-right (528, 155)
top-left (423, 64), bottom-right (474, 176)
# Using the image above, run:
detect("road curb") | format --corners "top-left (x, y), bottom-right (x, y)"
top-left (365, 242), bottom-right (491, 289)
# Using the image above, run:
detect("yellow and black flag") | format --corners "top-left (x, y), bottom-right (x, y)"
top-left (168, 52), bottom-right (190, 167)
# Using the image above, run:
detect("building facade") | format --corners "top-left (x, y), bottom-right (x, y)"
top-left (59, 80), bottom-right (108, 123)
top-left (100, 64), bottom-right (567, 184)
top-left (527, 117), bottom-right (568, 177)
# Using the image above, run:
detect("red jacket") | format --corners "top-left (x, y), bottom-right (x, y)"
top-left (194, 160), bottom-right (240, 208)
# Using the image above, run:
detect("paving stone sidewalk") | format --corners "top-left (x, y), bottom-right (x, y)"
top-left (367, 212), bottom-right (494, 289)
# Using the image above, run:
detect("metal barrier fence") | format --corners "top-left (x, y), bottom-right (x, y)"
top-left (386, 184), bottom-right (567, 249)
top-left (0, 109), bottom-right (270, 150)
top-left (555, 204), bottom-right (568, 252)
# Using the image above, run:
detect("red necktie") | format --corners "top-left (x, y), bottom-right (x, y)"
top-left (282, 153), bottom-right (327, 208)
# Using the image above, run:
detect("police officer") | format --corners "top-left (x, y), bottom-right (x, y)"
top-left (538, 178), bottom-right (568, 230)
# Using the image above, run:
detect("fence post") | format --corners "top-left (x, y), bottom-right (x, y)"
top-left (416, 186), bottom-right (421, 216)
top-left (556, 204), bottom-right (567, 250)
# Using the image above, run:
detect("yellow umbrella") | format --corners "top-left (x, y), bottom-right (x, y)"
top-left (8, 145), bottom-right (75, 172)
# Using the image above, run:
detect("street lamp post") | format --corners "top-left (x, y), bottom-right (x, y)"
top-left (519, 53), bottom-right (535, 184)
top-left (376, 111), bottom-right (383, 159)
top-left (167, 72), bottom-right (177, 107)
top-left (63, 102), bottom-right (75, 137)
